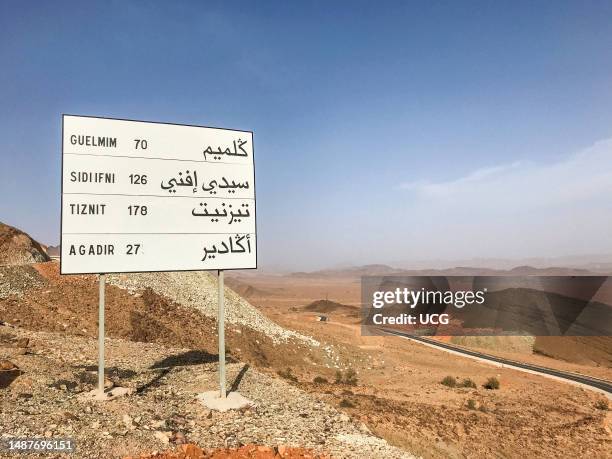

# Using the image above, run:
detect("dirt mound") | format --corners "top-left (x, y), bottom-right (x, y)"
top-left (0, 222), bottom-right (50, 265)
top-left (0, 262), bottom-right (329, 372)
top-left (125, 443), bottom-right (329, 458)
top-left (303, 300), bottom-right (359, 317)
top-left (107, 271), bottom-right (319, 346)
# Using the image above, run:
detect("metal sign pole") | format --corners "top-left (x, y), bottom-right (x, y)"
top-left (98, 273), bottom-right (106, 395)
top-left (218, 270), bottom-right (226, 398)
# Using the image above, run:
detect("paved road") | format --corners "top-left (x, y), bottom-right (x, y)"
top-left (382, 328), bottom-right (612, 395)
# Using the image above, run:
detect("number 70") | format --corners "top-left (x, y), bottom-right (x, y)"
top-left (134, 139), bottom-right (148, 149)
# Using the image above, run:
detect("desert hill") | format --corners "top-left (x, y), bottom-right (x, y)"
top-left (291, 264), bottom-right (597, 279)
top-left (45, 244), bottom-right (60, 256)
top-left (225, 276), bottom-right (271, 299)
top-left (0, 222), bottom-right (50, 266)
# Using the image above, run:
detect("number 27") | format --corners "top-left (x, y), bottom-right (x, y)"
top-left (126, 244), bottom-right (140, 255)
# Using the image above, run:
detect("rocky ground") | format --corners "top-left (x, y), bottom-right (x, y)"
top-left (0, 262), bottom-right (414, 457)
top-left (0, 265), bottom-right (46, 299)
top-left (126, 443), bottom-right (330, 458)
top-left (0, 325), bottom-right (413, 459)
top-left (1, 262), bottom-right (611, 458)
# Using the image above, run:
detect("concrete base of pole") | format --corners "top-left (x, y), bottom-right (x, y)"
top-left (197, 391), bottom-right (254, 412)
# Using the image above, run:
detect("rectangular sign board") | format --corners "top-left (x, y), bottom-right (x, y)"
top-left (61, 115), bottom-right (256, 274)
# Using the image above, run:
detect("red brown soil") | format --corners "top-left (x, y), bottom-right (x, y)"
top-left (125, 443), bottom-right (328, 459)
top-left (0, 263), bottom-right (328, 373)
top-left (0, 222), bottom-right (50, 265)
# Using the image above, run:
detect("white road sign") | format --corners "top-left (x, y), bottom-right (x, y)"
top-left (61, 115), bottom-right (256, 274)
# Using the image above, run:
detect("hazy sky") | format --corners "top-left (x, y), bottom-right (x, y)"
top-left (1, 1), bottom-right (612, 270)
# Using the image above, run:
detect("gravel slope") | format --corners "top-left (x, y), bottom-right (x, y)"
top-left (0, 266), bottom-right (46, 299)
top-left (107, 272), bottom-right (320, 347)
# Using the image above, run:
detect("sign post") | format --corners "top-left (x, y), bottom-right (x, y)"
top-left (61, 115), bottom-right (256, 399)
top-left (98, 274), bottom-right (105, 394)
top-left (218, 270), bottom-right (226, 398)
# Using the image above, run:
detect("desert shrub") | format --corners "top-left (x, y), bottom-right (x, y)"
top-left (277, 368), bottom-right (298, 383)
top-left (344, 368), bottom-right (358, 386)
top-left (460, 378), bottom-right (477, 388)
top-left (441, 376), bottom-right (457, 388)
top-left (595, 399), bottom-right (609, 410)
top-left (339, 398), bottom-right (355, 408)
top-left (483, 377), bottom-right (500, 390)
top-left (334, 369), bottom-right (358, 385)
top-left (478, 404), bottom-right (488, 413)
top-left (313, 376), bottom-right (328, 384)
top-left (466, 399), bottom-right (477, 410)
